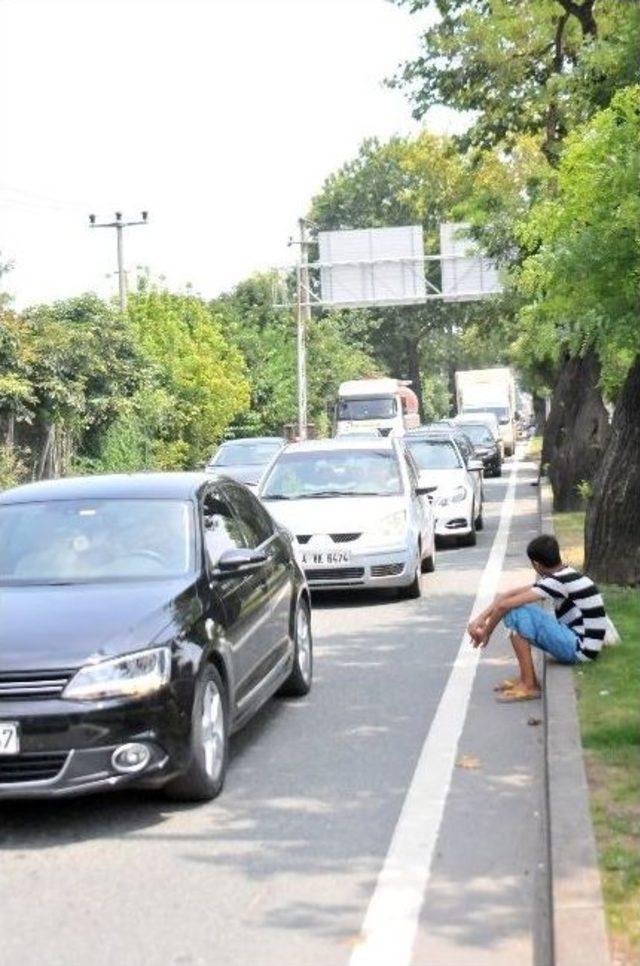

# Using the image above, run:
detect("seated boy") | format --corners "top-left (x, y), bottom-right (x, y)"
top-left (467, 534), bottom-right (607, 702)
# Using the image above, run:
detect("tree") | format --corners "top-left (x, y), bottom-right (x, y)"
top-left (390, 1), bottom-right (638, 159)
top-left (215, 273), bottom-right (377, 436)
top-left (391, 0), bottom-right (638, 498)
top-left (127, 283), bottom-right (250, 467)
top-left (518, 86), bottom-right (640, 581)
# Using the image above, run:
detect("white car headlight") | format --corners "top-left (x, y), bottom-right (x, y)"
top-left (437, 486), bottom-right (468, 507)
top-left (363, 510), bottom-right (407, 547)
top-left (62, 646), bottom-right (171, 701)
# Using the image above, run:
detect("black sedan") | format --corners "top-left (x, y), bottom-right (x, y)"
top-left (453, 421), bottom-right (503, 477)
top-left (0, 473), bottom-right (312, 801)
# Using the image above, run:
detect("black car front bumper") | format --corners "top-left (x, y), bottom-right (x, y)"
top-left (0, 687), bottom-right (193, 799)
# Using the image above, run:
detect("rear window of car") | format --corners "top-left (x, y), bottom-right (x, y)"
top-left (405, 440), bottom-right (462, 471)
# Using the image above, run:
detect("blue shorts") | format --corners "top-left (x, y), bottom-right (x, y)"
top-left (503, 604), bottom-right (580, 664)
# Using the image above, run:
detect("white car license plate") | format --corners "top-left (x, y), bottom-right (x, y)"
top-left (301, 549), bottom-right (352, 566)
top-left (0, 722), bottom-right (20, 755)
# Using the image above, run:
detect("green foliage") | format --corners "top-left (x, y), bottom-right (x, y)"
top-left (390, 1), bottom-right (638, 156)
top-left (517, 86), bottom-right (640, 395)
top-left (215, 273), bottom-right (377, 437)
top-left (0, 443), bottom-right (26, 490)
top-left (127, 284), bottom-right (250, 466)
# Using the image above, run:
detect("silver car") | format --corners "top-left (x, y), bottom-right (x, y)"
top-left (258, 438), bottom-right (436, 597)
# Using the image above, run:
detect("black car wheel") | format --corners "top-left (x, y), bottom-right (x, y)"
top-left (279, 599), bottom-right (313, 697)
top-left (475, 507), bottom-right (484, 531)
top-left (421, 541), bottom-right (436, 573)
top-left (165, 664), bottom-right (228, 802)
top-left (459, 506), bottom-right (478, 547)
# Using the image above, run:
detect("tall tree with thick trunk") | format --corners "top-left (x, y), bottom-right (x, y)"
top-left (585, 356), bottom-right (640, 584)
top-left (520, 86), bottom-right (640, 580)
top-left (391, 0), bottom-right (639, 510)
top-left (541, 350), bottom-right (610, 510)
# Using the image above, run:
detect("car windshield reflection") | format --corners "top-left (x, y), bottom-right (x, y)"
top-left (262, 449), bottom-right (403, 499)
top-left (0, 499), bottom-right (195, 584)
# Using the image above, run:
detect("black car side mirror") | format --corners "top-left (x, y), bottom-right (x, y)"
top-left (416, 485), bottom-right (437, 497)
top-left (210, 548), bottom-right (268, 582)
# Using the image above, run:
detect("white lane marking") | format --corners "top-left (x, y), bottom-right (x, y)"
top-left (350, 460), bottom-right (519, 966)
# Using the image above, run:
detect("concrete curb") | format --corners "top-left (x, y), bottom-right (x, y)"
top-left (540, 479), bottom-right (610, 966)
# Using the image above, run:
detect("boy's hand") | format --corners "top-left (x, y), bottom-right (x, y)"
top-left (468, 622), bottom-right (486, 647)
top-left (471, 629), bottom-right (489, 649)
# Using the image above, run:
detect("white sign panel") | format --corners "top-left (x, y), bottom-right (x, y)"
top-left (318, 226), bottom-right (426, 308)
top-left (439, 222), bottom-right (502, 301)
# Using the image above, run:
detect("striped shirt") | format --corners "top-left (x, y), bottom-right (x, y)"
top-left (532, 567), bottom-right (607, 659)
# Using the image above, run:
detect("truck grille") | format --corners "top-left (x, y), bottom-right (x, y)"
top-left (0, 669), bottom-right (76, 700)
top-left (0, 752), bottom-right (69, 784)
top-left (330, 533), bottom-right (361, 543)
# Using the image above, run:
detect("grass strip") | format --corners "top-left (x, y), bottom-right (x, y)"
top-left (554, 510), bottom-right (640, 964)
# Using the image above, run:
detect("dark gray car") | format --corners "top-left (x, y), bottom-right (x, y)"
top-left (206, 437), bottom-right (286, 487)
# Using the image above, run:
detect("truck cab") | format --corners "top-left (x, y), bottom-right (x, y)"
top-left (335, 378), bottom-right (420, 438)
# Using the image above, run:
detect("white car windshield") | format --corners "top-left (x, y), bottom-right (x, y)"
top-left (0, 499), bottom-right (195, 584)
top-left (213, 441), bottom-right (281, 466)
top-left (338, 397), bottom-right (396, 421)
top-left (406, 440), bottom-right (462, 470)
top-left (262, 449), bottom-right (403, 499)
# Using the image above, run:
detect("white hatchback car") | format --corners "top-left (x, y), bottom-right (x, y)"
top-left (258, 438), bottom-right (436, 597)
top-left (403, 431), bottom-right (484, 547)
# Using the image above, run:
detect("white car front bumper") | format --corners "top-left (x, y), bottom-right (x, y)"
top-left (433, 497), bottom-right (474, 538)
top-left (296, 541), bottom-right (418, 590)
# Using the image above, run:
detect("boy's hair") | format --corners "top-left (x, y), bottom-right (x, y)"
top-left (527, 534), bottom-right (562, 568)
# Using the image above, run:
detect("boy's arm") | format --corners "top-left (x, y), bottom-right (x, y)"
top-left (469, 584), bottom-right (536, 632)
top-left (469, 588), bottom-right (541, 647)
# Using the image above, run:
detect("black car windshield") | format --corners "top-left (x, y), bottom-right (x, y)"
top-left (465, 406), bottom-right (510, 424)
top-left (459, 423), bottom-right (495, 445)
top-left (212, 441), bottom-right (281, 467)
top-left (0, 499), bottom-right (195, 584)
top-left (262, 449), bottom-right (402, 498)
top-left (338, 396), bottom-right (396, 421)
top-left (406, 440), bottom-right (462, 470)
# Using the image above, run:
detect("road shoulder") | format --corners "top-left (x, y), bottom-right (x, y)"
top-left (540, 479), bottom-right (610, 966)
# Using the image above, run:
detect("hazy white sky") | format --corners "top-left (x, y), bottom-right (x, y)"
top-left (0, 0), bottom-right (463, 308)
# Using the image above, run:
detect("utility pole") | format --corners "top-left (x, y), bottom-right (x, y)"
top-left (294, 218), bottom-right (311, 440)
top-left (89, 210), bottom-right (149, 313)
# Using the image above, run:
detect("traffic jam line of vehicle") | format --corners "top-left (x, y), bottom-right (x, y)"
top-left (0, 369), bottom-right (530, 808)
top-left (349, 459), bottom-right (519, 966)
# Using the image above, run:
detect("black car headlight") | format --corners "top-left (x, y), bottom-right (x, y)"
top-left (62, 647), bottom-right (171, 701)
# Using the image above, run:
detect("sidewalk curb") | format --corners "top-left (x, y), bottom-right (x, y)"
top-left (540, 479), bottom-right (610, 966)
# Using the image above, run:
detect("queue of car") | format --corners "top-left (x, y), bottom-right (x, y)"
top-left (0, 409), bottom-right (504, 805)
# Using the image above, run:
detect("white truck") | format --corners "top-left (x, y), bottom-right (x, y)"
top-left (335, 378), bottom-right (420, 438)
top-left (455, 367), bottom-right (517, 456)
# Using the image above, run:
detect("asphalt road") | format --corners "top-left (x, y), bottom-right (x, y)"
top-left (0, 453), bottom-right (550, 966)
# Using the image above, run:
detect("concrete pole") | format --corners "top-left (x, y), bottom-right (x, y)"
top-left (297, 218), bottom-right (310, 440)
top-left (115, 217), bottom-right (127, 314)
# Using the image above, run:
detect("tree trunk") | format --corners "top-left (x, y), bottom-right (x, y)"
top-left (542, 349), bottom-right (610, 510)
top-left (585, 355), bottom-right (640, 585)
top-left (533, 394), bottom-right (547, 435)
top-left (406, 339), bottom-right (425, 422)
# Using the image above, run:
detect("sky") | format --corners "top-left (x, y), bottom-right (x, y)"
top-left (0, 0), bottom-right (465, 308)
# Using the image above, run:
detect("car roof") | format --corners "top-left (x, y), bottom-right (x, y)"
top-left (218, 436), bottom-right (284, 446)
top-left (0, 472), bottom-right (212, 505)
top-left (405, 428), bottom-right (459, 441)
top-left (279, 437), bottom-right (395, 454)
